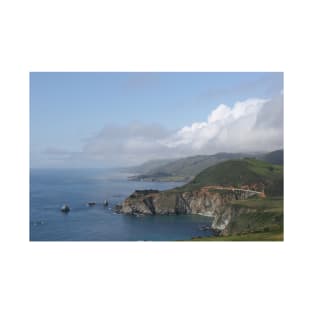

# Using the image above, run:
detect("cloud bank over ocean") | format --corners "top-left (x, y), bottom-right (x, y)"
top-left (43, 93), bottom-right (283, 167)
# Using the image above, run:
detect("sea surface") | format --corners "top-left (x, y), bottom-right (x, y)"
top-left (30, 168), bottom-right (214, 241)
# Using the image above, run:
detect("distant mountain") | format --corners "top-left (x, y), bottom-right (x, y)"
top-left (128, 152), bottom-right (257, 182)
top-left (150, 153), bottom-right (245, 175)
top-left (126, 158), bottom-right (177, 174)
top-left (179, 158), bottom-right (283, 196)
top-left (259, 149), bottom-right (283, 165)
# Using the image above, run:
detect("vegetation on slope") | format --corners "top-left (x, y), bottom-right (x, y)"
top-left (128, 153), bottom-right (253, 181)
top-left (147, 153), bottom-right (248, 177)
top-left (127, 150), bottom-right (283, 182)
top-left (189, 196), bottom-right (283, 241)
top-left (190, 230), bottom-right (283, 241)
top-left (125, 153), bottom-right (284, 241)
top-left (229, 197), bottom-right (283, 232)
top-left (177, 158), bottom-right (283, 196)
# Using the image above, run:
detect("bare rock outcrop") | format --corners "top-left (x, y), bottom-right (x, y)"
top-left (115, 187), bottom-right (260, 233)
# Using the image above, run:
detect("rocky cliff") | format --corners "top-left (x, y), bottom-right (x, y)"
top-left (115, 187), bottom-right (262, 234)
top-left (115, 158), bottom-right (283, 237)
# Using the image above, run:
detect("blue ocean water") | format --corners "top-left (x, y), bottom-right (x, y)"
top-left (30, 168), bottom-right (214, 241)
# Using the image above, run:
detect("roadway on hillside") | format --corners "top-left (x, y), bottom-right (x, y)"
top-left (202, 186), bottom-right (265, 197)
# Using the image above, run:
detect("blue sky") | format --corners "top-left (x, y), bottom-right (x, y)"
top-left (30, 72), bottom-right (283, 168)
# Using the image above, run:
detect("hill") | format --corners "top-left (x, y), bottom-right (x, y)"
top-left (128, 152), bottom-right (254, 181)
top-left (126, 158), bottom-right (177, 174)
top-left (147, 153), bottom-right (249, 176)
top-left (259, 149), bottom-right (283, 165)
top-left (127, 150), bottom-right (283, 182)
top-left (177, 158), bottom-right (283, 196)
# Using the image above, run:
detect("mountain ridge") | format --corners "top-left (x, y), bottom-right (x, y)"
top-left (127, 150), bottom-right (283, 182)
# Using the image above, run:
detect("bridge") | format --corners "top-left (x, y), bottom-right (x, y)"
top-left (201, 186), bottom-right (266, 198)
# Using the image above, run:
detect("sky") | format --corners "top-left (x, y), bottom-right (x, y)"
top-left (30, 72), bottom-right (283, 168)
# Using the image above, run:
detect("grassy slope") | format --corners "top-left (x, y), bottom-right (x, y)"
top-left (190, 230), bottom-right (283, 241)
top-left (231, 197), bottom-right (283, 210)
top-left (188, 196), bottom-right (284, 241)
top-left (129, 153), bottom-right (253, 181)
top-left (228, 197), bottom-right (283, 234)
top-left (127, 150), bottom-right (283, 182)
top-left (177, 158), bottom-right (283, 196)
top-left (147, 153), bottom-right (248, 177)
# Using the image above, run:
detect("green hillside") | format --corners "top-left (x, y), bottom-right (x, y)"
top-left (180, 158), bottom-right (284, 240)
top-left (127, 150), bottom-right (283, 182)
top-left (146, 153), bottom-right (248, 176)
top-left (190, 230), bottom-right (283, 241)
top-left (129, 152), bottom-right (253, 181)
top-left (177, 158), bottom-right (283, 196)
top-left (190, 197), bottom-right (284, 241)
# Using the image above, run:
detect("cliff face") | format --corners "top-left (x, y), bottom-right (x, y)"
top-left (115, 188), bottom-right (261, 233)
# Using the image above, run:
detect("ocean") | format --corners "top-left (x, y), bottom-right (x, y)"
top-left (30, 168), bottom-right (214, 241)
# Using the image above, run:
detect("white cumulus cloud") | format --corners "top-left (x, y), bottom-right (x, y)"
top-left (44, 94), bottom-right (283, 167)
top-left (159, 97), bottom-right (275, 153)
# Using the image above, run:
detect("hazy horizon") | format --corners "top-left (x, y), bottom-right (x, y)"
top-left (30, 148), bottom-right (283, 170)
top-left (30, 72), bottom-right (283, 168)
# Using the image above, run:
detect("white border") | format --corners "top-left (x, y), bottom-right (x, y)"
top-left (1, 1), bottom-right (313, 313)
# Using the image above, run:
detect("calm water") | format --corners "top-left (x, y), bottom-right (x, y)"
top-left (30, 168), bottom-right (214, 241)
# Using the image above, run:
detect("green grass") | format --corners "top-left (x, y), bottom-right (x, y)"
top-left (189, 230), bottom-right (283, 241)
top-left (129, 151), bottom-right (284, 188)
top-left (246, 158), bottom-right (282, 176)
top-left (146, 153), bottom-right (247, 177)
top-left (227, 197), bottom-right (283, 235)
top-left (231, 197), bottom-right (283, 211)
top-left (188, 197), bottom-right (284, 241)
top-left (175, 158), bottom-right (283, 196)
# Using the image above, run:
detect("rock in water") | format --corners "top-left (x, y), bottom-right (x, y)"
top-left (113, 205), bottom-right (122, 213)
top-left (61, 204), bottom-right (70, 213)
